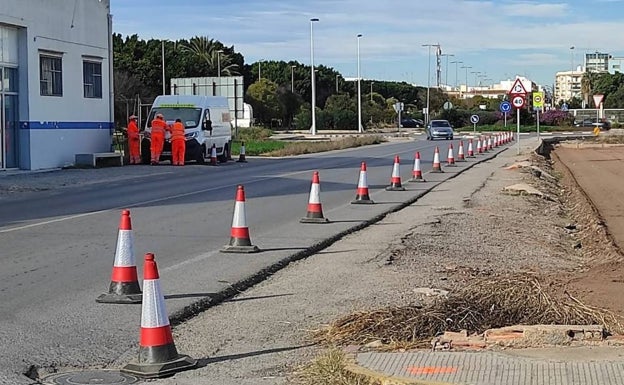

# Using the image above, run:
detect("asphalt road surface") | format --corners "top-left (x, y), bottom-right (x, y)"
top-left (0, 135), bottom-right (509, 383)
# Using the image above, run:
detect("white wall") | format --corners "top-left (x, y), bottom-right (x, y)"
top-left (0, 0), bottom-right (113, 170)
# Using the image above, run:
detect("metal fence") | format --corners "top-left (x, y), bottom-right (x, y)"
top-left (569, 109), bottom-right (624, 123)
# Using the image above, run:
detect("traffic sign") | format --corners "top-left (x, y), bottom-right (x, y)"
top-left (443, 101), bottom-right (453, 110)
top-left (532, 92), bottom-right (544, 109)
top-left (593, 94), bottom-right (604, 108)
top-left (509, 78), bottom-right (528, 95)
top-left (470, 114), bottom-right (480, 124)
top-left (512, 95), bottom-right (525, 109)
top-left (499, 101), bottom-right (512, 113)
top-left (561, 103), bottom-right (569, 112)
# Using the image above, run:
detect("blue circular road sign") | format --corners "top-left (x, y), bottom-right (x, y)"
top-left (561, 103), bottom-right (569, 112)
top-left (500, 101), bottom-right (512, 113)
top-left (470, 114), bottom-right (480, 124)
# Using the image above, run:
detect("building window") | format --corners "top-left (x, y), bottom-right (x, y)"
top-left (40, 55), bottom-right (63, 96)
top-left (83, 61), bottom-right (102, 98)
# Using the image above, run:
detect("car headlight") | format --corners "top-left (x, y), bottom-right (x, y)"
top-left (185, 131), bottom-right (199, 139)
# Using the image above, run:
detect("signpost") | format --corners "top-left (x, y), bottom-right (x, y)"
top-left (508, 78), bottom-right (528, 155)
top-left (593, 94), bottom-right (604, 123)
top-left (470, 114), bottom-right (479, 133)
top-left (499, 101), bottom-right (511, 128)
top-left (394, 102), bottom-right (404, 131)
top-left (533, 92), bottom-right (544, 138)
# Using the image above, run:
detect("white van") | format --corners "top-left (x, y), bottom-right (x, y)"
top-left (141, 95), bottom-right (232, 164)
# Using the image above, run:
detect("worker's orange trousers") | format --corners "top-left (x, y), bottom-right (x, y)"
top-left (128, 138), bottom-right (140, 164)
top-left (171, 139), bottom-right (186, 166)
top-left (150, 134), bottom-right (164, 164)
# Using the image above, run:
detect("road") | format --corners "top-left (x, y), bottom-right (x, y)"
top-left (0, 135), bottom-right (509, 383)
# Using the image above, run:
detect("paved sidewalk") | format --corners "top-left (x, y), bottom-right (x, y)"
top-left (352, 348), bottom-right (624, 385)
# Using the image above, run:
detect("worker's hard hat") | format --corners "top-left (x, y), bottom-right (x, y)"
top-left (128, 115), bottom-right (137, 120)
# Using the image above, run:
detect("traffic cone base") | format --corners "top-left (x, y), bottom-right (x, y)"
top-left (352, 162), bottom-right (374, 204)
top-left (301, 172), bottom-right (330, 223)
top-left (96, 209), bottom-right (142, 304)
top-left (121, 253), bottom-right (196, 378)
top-left (237, 142), bottom-right (248, 163)
top-left (386, 156), bottom-right (406, 191)
top-left (210, 144), bottom-right (218, 166)
top-left (221, 186), bottom-right (260, 253)
top-left (431, 147), bottom-right (444, 173)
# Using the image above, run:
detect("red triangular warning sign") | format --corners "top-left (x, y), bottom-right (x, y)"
top-left (508, 78), bottom-right (528, 95)
top-left (593, 94), bottom-right (604, 108)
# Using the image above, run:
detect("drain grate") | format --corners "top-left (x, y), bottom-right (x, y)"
top-left (42, 370), bottom-right (140, 385)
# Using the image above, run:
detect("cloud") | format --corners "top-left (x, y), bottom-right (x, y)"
top-left (501, 2), bottom-right (570, 17)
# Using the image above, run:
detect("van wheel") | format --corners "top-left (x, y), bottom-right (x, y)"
top-left (196, 145), bottom-right (206, 164)
top-left (218, 144), bottom-right (229, 163)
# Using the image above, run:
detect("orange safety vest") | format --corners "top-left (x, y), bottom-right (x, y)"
top-left (171, 122), bottom-right (185, 141)
top-left (151, 119), bottom-right (167, 136)
top-left (127, 120), bottom-right (139, 140)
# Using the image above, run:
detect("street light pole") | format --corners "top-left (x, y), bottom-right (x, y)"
top-left (291, 65), bottom-right (296, 93)
top-left (310, 18), bottom-right (319, 135)
top-left (451, 60), bottom-right (462, 90)
top-left (570, 46), bottom-right (575, 71)
top-left (461, 65), bottom-right (472, 98)
top-left (217, 49), bottom-right (223, 79)
top-left (370, 81), bottom-right (374, 102)
top-left (422, 44), bottom-right (438, 125)
top-left (441, 53), bottom-right (454, 87)
top-left (161, 40), bottom-right (166, 95)
top-left (258, 60), bottom-right (262, 81)
top-left (357, 33), bottom-right (363, 133)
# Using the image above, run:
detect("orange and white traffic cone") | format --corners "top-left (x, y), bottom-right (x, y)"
top-left (236, 141), bottom-right (247, 163)
top-left (467, 139), bottom-right (475, 157)
top-left (431, 146), bottom-right (444, 173)
top-left (409, 152), bottom-right (425, 182)
top-left (96, 209), bottom-right (142, 304)
top-left (300, 171), bottom-right (329, 223)
top-left (122, 253), bottom-right (197, 378)
top-left (351, 161), bottom-right (374, 204)
top-left (446, 144), bottom-right (456, 166)
top-left (477, 138), bottom-right (483, 154)
top-left (210, 143), bottom-right (218, 166)
top-left (386, 155), bottom-right (406, 191)
top-left (221, 185), bottom-right (260, 253)
top-left (457, 141), bottom-right (466, 162)
top-left (487, 136), bottom-right (493, 151)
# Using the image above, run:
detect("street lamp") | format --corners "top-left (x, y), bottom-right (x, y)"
top-left (258, 60), bottom-right (263, 81)
top-left (451, 60), bottom-right (462, 90)
top-left (471, 71), bottom-right (481, 89)
top-left (570, 46), bottom-right (575, 71)
top-left (357, 33), bottom-right (363, 133)
top-left (441, 53), bottom-right (454, 87)
top-left (291, 65), bottom-right (296, 93)
top-left (370, 81), bottom-right (374, 102)
top-left (422, 44), bottom-right (439, 125)
top-left (161, 40), bottom-right (166, 95)
top-left (217, 49), bottom-right (224, 78)
top-left (310, 18), bottom-right (319, 135)
top-left (461, 65), bottom-right (472, 98)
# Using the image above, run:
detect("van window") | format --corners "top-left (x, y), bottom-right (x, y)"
top-left (147, 107), bottom-right (202, 128)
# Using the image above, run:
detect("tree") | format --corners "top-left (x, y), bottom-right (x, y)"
top-left (246, 79), bottom-right (283, 126)
top-left (179, 36), bottom-right (240, 76)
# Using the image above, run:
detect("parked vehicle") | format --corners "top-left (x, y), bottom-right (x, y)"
top-left (574, 118), bottom-right (611, 130)
top-left (426, 120), bottom-right (454, 140)
top-left (141, 95), bottom-right (233, 164)
top-left (400, 118), bottom-right (424, 128)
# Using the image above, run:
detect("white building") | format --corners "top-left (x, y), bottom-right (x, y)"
top-left (554, 68), bottom-right (584, 103)
top-left (0, 0), bottom-right (113, 170)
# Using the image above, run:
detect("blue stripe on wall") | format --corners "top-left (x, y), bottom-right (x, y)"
top-left (20, 121), bottom-right (114, 130)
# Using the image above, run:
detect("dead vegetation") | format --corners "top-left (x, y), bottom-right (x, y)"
top-left (313, 274), bottom-right (624, 350)
top-left (293, 349), bottom-right (377, 385)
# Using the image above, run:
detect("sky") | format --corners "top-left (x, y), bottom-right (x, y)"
top-left (110, 0), bottom-right (624, 88)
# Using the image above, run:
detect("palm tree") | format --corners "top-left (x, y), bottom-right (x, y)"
top-left (180, 36), bottom-right (240, 76)
top-left (581, 72), bottom-right (595, 107)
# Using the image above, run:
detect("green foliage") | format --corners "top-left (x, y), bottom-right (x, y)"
top-left (231, 140), bottom-right (286, 155)
top-left (246, 79), bottom-right (283, 125)
top-left (234, 127), bottom-right (273, 142)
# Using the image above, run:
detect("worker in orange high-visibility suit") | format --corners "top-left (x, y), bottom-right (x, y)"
top-left (150, 113), bottom-right (167, 165)
top-left (170, 118), bottom-right (186, 166)
top-left (127, 115), bottom-right (140, 164)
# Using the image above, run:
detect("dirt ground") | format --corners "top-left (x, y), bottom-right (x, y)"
top-left (554, 145), bottom-right (624, 317)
